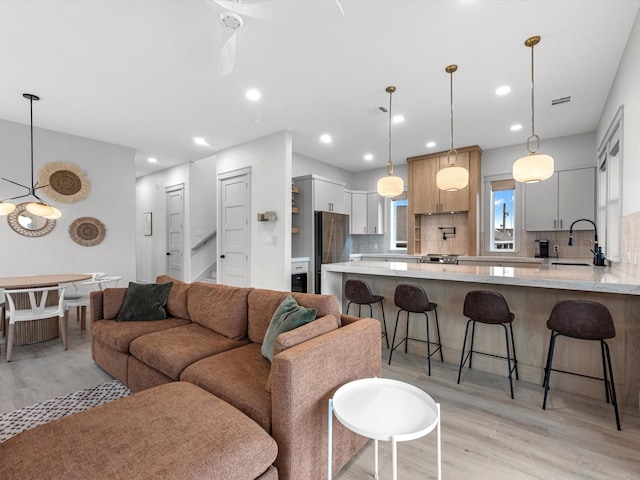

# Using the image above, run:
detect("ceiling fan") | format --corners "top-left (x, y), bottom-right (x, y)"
top-left (207, 0), bottom-right (344, 77)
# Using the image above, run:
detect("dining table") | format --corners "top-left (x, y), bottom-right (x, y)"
top-left (0, 273), bottom-right (93, 345)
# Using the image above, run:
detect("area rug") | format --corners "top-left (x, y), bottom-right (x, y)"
top-left (0, 379), bottom-right (131, 443)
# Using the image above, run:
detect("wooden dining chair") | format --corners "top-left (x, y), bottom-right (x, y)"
top-left (4, 286), bottom-right (67, 361)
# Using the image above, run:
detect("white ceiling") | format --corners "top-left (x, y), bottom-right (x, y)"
top-left (0, 0), bottom-right (638, 178)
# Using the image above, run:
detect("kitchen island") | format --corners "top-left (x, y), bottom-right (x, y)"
top-left (322, 260), bottom-right (640, 406)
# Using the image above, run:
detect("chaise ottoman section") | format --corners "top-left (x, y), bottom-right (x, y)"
top-left (0, 382), bottom-right (278, 480)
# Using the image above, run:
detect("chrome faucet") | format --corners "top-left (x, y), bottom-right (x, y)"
top-left (568, 218), bottom-right (605, 266)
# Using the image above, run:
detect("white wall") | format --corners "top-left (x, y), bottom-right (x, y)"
top-left (348, 163), bottom-right (408, 192)
top-left (0, 119), bottom-right (136, 282)
top-left (597, 11), bottom-right (640, 216)
top-left (216, 131), bottom-right (292, 290)
top-left (293, 152), bottom-right (353, 185)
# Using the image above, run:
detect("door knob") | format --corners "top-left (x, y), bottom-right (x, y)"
top-left (220, 254), bottom-right (226, 259)
top-left (166, 252), bottom-right (170, 256)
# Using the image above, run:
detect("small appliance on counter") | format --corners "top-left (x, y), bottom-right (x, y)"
top-left (535, 240), bottom-right (549, 258)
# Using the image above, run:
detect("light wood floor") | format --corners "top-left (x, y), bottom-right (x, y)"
top-left (1, 317), bottom-right (639, 479)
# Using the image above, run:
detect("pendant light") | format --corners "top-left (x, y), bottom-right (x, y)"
top-left (513, 35), bottom-right (554, 183)
top-left (436, 64), bottom-right (469, 191)
top-left (376, 86), bottom-right (404, 197)
top-left (0, 94), bottom-right (60, 218)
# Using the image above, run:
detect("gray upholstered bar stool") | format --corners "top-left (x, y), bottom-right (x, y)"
top-left (542, 299), bottom-right (621, 430)
top-left (388, 283), bottom-right (443, 375)
top-left (457, 290), bottom-right (518, 399)
top-left (344, 279), bottom-right (389, 348)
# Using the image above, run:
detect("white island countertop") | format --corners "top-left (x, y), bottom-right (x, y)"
top-left (322, 259), bottom-right (640, 296)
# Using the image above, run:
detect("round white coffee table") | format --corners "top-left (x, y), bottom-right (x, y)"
top-left (328, 377), bottom-right (441, 480)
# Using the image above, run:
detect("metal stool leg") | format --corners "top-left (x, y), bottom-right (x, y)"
top-left (501, 323), bottom-right (514, 400)
top-left (424, 312), bottom-right (431, 376)
top-left (378, 300), bottom-right (389, 349)
top-left (388, 310), bottom-right (404, 365)
top-left (457, 319), bottom-right (473, 384)
top-left (602, 340), bottom-right (621, 430)
top-left (469, 320), bottom-right (477, 369)
top-left (404, 311), bottom-right (410, 354)
top-left (509, 322), bottom-right (519, 380)
top-left (542, 332), bottom-right (557, 410)
top-left (434, 308), bottom-right (444, 362)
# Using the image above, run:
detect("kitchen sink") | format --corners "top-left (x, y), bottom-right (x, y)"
top-left (551, 262), bottom-right (590, 266)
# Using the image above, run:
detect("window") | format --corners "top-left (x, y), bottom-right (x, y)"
top-left (389, 193), bottom-right (407, 249)
top-left (489, 179), bottom-right (516, 251)
top-left (597, 108), bottom-right (622, 262)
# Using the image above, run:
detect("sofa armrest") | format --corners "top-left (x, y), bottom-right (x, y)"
top-left (340, 313), bottom-right (362, 325)
top-left (89, 291), bottom-right (105, 323)
top-left (270, 317), bottom-right (381, 480)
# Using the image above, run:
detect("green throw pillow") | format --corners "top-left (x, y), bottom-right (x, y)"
top-left (261, 295), bottom-right (317, 361)
top-left (116, 281), bottom-right (173, 321)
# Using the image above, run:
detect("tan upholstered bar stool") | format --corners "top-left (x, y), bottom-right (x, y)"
top-left (542, 299), bottom-right (621, 430)
top-left (345, 279), bottom-right (388, 348)
top-left (457, 290), bottom-right (518, 399)
top-left (388, 284), bottom-right (443, 375)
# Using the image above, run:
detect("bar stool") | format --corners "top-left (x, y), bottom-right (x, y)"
top-left (345, 279), bottom-right (389, 348)
top-left (388, 284), bottom-right (443, 375)
top-left (457, 290), bottom-right (518, 399)
top-left (542, 299), bottom-right (621, 430)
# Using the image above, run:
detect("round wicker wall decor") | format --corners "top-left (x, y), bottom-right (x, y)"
top-left (69, 216), bottom-right (105, 247)
top-left (39, 162), bottom-right (90, 203)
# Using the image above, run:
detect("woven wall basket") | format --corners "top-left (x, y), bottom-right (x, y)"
top-left (69, 216), bottom-right (105, 247)
top-left (39, 161), bottom-right (90, 203)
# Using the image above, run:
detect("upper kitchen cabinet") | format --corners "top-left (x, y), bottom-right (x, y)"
top-left (408, 148), bottom-right (480, 214)
top-left (349, 191), bottom-right (384, 235)
top-left (525, 167), bottom-right (595, 231)
top-left (311, 175), bottom-right (346, 213)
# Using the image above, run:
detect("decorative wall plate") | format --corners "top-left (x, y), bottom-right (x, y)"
top-left (39, 161), bottom-right (90, 203)
top-left (69, 216), bottom-right (105, 246)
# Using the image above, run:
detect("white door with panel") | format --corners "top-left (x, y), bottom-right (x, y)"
top-left (166, 185), bottom-right (184, 280)
top-left (219, 170), bottom-right (250, 287)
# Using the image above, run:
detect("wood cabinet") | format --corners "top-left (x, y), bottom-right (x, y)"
top-left (525, 168), bottom-right (595, 231)
top-left (407, 145), bottom-right (482, 255)
top-left (410, 151), bottom-right (470, 214)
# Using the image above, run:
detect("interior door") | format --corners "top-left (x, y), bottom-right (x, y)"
top-left (166, 184), bottom-right (184, 280)
top-left (218, 170), bottom-right (250, 286)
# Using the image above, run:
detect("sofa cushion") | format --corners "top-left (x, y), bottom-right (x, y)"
top-left (156, 275), bottom-right (190, 320)
top-left (130, 323), bottom-right (250, 380)
top-left (248, 289), bottom-right (341, 344)
top-left (117, 281), bottom-right (173, 321)
top-left (181, 343), bottom-right (272, 433)
top-left (91, 318), bottom-right (190, 354)
top-left (265, 314), bottom-right (339, 392)
top-left (188, 283), bottom-right (252, 340)
top-left (261, 295), bottom-right (317, 361)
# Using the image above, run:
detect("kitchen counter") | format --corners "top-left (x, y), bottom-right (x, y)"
top-left (322, 260), bottom-right (640, 407)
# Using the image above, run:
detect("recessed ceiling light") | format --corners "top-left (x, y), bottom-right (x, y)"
top-left (392, 115), bottom-right (404, 124)
top-left (496, 86), bottom-right (511, 96)
top-left (194, 137), bottom-right (209, 146)
top-left (364, 154), bottom-right (373, 161)
top-left (147, 157), bottom-right (157, 163)
top-left (510, 124), bottom-right (523, 131)
top-left (426, 141), bottom-right (436, 148)
top-left (245, 89), bottom-right (261, 101)
top-left (320, 134), bottom-right (332, 143)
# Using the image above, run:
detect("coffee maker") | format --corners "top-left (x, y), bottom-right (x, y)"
top-left (535, 239), bottom-right (549, 258)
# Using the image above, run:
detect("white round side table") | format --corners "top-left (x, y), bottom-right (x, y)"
top-left (328, 377), bottom-right (441, 480)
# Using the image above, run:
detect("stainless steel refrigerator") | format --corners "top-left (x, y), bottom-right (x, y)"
top-left (314, 211), bottom-right (350, 294)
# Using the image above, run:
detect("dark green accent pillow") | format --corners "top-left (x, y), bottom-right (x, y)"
top-left (116, 281), bottom-right (173, 321)
top-left (261, 295), bottom-right (317, 361)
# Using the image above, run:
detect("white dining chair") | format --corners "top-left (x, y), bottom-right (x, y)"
top-left (64, 272), bottom-right (106, 330)
top-left (4, 286), bottom-right (67, 361)
top-left (81, 275), bottom-right (123, 290)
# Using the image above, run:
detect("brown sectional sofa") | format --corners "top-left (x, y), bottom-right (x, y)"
top-left (90, 275), bottom-right (382, 480)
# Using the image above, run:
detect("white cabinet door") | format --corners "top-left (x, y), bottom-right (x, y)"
top-left (314, 178), bottom-right (345, 213)
top-left (558, 168), bottom-right (595, 231)
top-left (366, 192), bottom-right (384, 234)
top-left (351, 192), bottom-right (367, 234)
top-left (525, 168), bottom-right (596, 231)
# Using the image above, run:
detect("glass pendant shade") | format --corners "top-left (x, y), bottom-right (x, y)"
top-left (512, 153), bottom-right (554, 183)
top-left (26, 201), bottom-right (54, 217)
top-left (377, 175), bottom-right (404, 197)
top-left (436, 165), bottom-right (469, 191)
top-left (44, 207), bottom-right (62, 219)
top-left (0, 202), bottom-right (16, 215)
